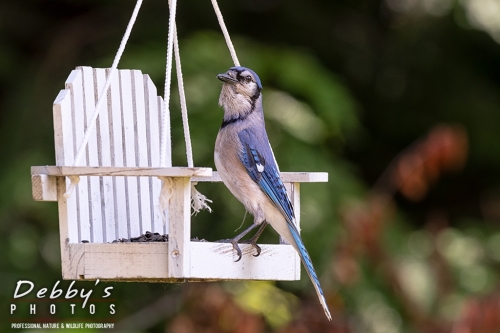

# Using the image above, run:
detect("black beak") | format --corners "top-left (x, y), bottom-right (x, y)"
top-left (217, 73), bottom-right (238, 84)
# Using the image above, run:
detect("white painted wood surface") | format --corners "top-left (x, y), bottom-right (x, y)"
top-left (67, 242), bottom-right (299, 281)
top-left (189, 242), bottom-right (300, 280)
top-left (52, 67), bottom-right (169, 243)
top-left (31, 169), bottom-right (321, 201)
top-left (194, 171), bottom-right (328, 183)
top-left (167, 177), bottom-right (191, 278)
top-left (95, 68), bottom-right (115, 243)
top-left (53, 86), bottom-right (81, 244)
top-left (31, 174), bottom-right (57, 201)
top-left (31, 166), bottom-right (212, 177)
top-left (108, 68), bottom-right (128, 239)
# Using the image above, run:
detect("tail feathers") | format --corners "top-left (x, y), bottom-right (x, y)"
top-left (288, 224), bottom-right (332, 321)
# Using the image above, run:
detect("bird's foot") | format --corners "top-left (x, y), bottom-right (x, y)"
top-left (215, 222), bottom-right (267, 262)
top-left (239, 239), bottom-right (262, 257)
top-left (216, 237), bottom-right (262, 261)
top-left (239, 221), bottom-right (267, 257)
top-left (216, 238), bottom-right (244, 262)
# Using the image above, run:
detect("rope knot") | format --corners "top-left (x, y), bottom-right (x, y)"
top-left (159, 177), bottom-right (175, 225)
top-left (191, 182), bottom-right (212, 215)
top-left (63, 175), bottom-right (81, 199)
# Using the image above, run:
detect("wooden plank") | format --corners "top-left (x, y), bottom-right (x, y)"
top-left (53, 88), bottom-right (72, 166)
top-left (108, 68), bottom-right (128, 240)
top-left (132, 70), bottom-right (153, 235)
top-left (120, 70), bottom-right (141, 238)
top-left (193, 171), bottom-right (328, 183)
top-left (69, 242), bottom-right (298, 281)
top-left (57, 177), bottom-right (76, 279)
top-left (56, 73), bottom-right (79, 243)
top-left (82, 243), bottom-right (169, 280)
top-left (167, 177), bottom-right (191, 278)
top-left (31, 174), bottom-right (57, 201)
top-left (66, 243), bottom-right (85, 280)
top-left (82, 66), bottom-right (104, 243)
top-left (31, 166), bottom-right (213, 177)
top-left (69, 67), bottom-right (91, 242)
top-left (189, 242), bottom-right (299, 280)
top-left (157, 96), bottom-right (167, 235)
top-left (95, 68), bottom-right (116, 243)
top-left (30, 170), bottom-right (327, 203)
top-left (144, 75), bottom-right (163, 234)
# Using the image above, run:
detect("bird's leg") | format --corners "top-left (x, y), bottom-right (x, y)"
top-left (240, 221), bottom-right (268, 257)
top-left (216, 223), bottom-right (260, 262)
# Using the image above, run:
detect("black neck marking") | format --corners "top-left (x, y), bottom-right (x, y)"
top-left (249, 88), bottom-right (261, 110)
top-left (220, 108), bottom-right (254, 129)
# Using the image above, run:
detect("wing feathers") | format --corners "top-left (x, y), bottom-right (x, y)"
top-left (237, 128), bottom-right (332, 321)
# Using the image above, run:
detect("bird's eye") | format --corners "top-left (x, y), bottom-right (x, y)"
top-left (245, 75), bottom-right (252, 83)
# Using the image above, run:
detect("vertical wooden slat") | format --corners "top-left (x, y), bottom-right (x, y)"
top-left (119, 70), bottom-right (141, 237)
top-left (82, 67), bottom-right (103, 243)
top-left (57, 176), bottom-right (73, 279)
top-left (67, 68), bottom-right (90, 243)
top-left (54, 87), bottom-right (72, 166)
top-left (53, 87), bottom-right (79, 243)
top-left (167, 177), bottom-right (191, 278)
top-left (132, 70), bottom-right (152, 234)
top-left (95, 68), bottom-right (116, 243)
top-left (108, 69), bottom-right (128, 240)
top-left (144, 75), bottom-right (163, 234)
top-left (158, 96), bottom-right (168, 235)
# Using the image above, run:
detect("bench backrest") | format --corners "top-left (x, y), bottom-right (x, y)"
top-left (54, 66), bottom-right (165, 243)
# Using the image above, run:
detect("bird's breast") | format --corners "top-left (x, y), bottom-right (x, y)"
top-left (215, 128), bottom-right (267, 216)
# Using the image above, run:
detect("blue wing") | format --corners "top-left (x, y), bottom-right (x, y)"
top-left (238, 129), bottom-right (295, 226)
top-left (238, 128), bottom-right (332, 320)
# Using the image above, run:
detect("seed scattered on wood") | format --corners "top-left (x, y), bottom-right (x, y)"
top-left (79, 231), bottom-right (208, 243)
top-left (110, 231), bottom-right (169, 243)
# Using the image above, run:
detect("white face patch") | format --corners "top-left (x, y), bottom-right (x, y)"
top-left (256, 163), bottom-right (264, 173)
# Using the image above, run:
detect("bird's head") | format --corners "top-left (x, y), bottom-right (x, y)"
top-left (217, 66), bottom-right (263, 116)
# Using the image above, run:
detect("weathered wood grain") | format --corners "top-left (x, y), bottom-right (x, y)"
top-left (68, 242), bottom-right (299, 281)
top-left (31, 166), bottom-right (213, 177)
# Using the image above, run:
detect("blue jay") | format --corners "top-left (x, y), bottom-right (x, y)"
top-left (215, 66), bottom-right (332, 320)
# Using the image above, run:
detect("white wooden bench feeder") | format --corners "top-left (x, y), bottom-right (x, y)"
top-left (30, 0), bottom-right (328, 282)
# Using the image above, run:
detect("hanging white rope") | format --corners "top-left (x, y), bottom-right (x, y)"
top-left (173, 27), bottom-right (213, 214)
top-left (64, 0), bottom-right (144, 198)
top-left (211, 0), bottom-right (240, 67)
top-left (158, 0), bottom-right (212, 216)
top-left (173, 29), bottom-right (193, 168)
top-left (158, 0), bottom-right (177, 220)
top-left (160, 0), bottom-right (178, 168)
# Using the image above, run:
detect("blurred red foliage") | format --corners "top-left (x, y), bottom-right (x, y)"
top-left (388, 124), bottom-right (468, 201)
top-left (452, 292), bottom-right (500, 333)
top-left (333, 124), bottom-right (481, 333)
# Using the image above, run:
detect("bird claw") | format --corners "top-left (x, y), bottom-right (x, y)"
top-left (216, 238), bottom-right (261, 261)
top-left (240, 239), bottom-right (262, 257)
top-left (216, 238), bottom-right (243, 262)
top-left (215, 221), bottom-right (267, 262)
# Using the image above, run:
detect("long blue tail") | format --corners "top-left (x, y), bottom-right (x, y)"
top-left (288, 223), bottom-right (332, 320)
